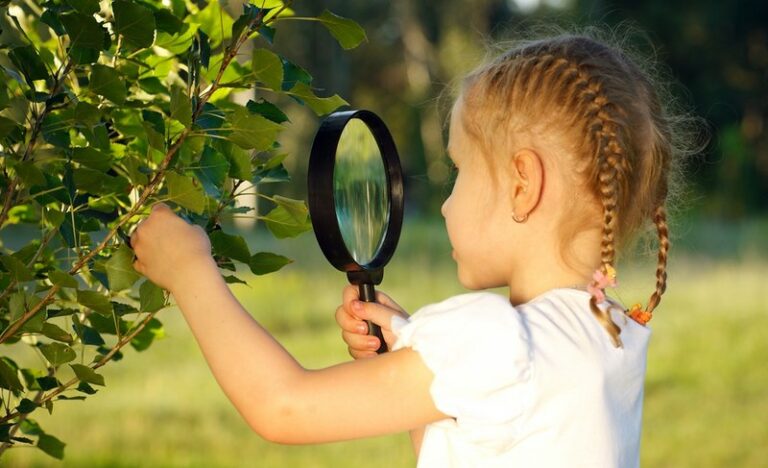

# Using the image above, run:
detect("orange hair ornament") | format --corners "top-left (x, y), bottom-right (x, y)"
top-left (588, 265), bottom-right (653, 326)
top-left (628, 303), bottom-right (652, 325)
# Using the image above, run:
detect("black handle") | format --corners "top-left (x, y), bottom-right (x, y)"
top-left (359, 283), bottom-right (388, 354)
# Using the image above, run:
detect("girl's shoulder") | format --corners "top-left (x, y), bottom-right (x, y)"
top-left (413, 291), bottom-right (514, 315)
top-left (391, 291), bottom-right (530, 377)
top-left (395, 291), bottom-right (524, 340)
top-left (390, 291), bottom-right (534, 451)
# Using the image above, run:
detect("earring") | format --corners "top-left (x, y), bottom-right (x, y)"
top-left (512, 211), bottom-right (528, 223)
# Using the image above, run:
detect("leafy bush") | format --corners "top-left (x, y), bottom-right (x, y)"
top-left (0, 0), bottom-right (364, 459)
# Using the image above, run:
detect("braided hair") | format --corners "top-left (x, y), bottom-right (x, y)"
top-left (458, 31), bottom-right (692, 347)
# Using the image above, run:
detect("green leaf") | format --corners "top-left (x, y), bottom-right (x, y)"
top-left (66, 0), bottom-right (99, 15)
top-left (223, 275), bottom-right (248, 285)
top-left (288, 82), bottom-right (347, 116)
top-left (88, 312), bottom-right (122, 334)
top-left (139, 280), bottom-right (165, 312)
top-left (73, 167), bottom-right (129, 196)
top-left (15, 161), bottom-right (46, 186)
top-left (227, 106), bottom-right (283, 150)
top-left (130, 318), bottom-right (164, 351)
top-left (222, 143), bottom-right (251, 180)
top-left (41, 9), bottom-right (66, 35)
top-left (19, 307), bottom-right (46, 333)
top-left (9, 45), bottom-right (49, 85)
top-left (263, 196), bottom-right (312, 238)
top-left (69, 364), bottom-right (105, 386)
top-left (113, 0), bottom-right (156, 49)
top-left (76, 381), bottom-right (98, 394)
top-left (79, 324), bottom-right (105, 346)
top-left (194, 146), bottom-right (230, 197)
top-left (156, 23), bottom-right (198, 55)
top-left (317, 10), bottom-right (367, 50)
top-left (105, 244), bottom-right (141, 292)
top-left (20, 418), bottom-right (44, 435)
top-left (170, 87), bottom-right (192, 128)
top-left (76, 289), bottom-right (112, 315)
top-left (36, 376), bottom-right (62, 391)
top-left (89, 64), bottom-right (126, 104)
top-left (70, 46), bottom-right (102, 65)
top-left (16, 398), bottom-right (38, 414)
top-left (0, 253), bottom-right (34, 282)
top-left (41, 323), bottom-right (74, 343)
top-left (230, 3), bottom-right (260, 43)
top-left (210, 231), bottom-right (251, 263)
top-left (10, 292), bottom-right (27, 321)
top-left (281, 58), bottom-right (312, 91)
top-left (252, 48), bottom-right (283, 91)
top-left (154, 9), bottom-right (184, 34)
top-left (74, 102), bottom-right (101, 126)
top-left (0, 116), bottom-right (19, 139)
top-left (165, 171), bottom-right (207, 214)
top-left (138, 77), bottom-right (168, 95)
top-left (48, 269), bottom-right (78, 289)
top-left (39, 342), bottom-right (77, 366)
top-left (249, 252), bottom-right (292, 275)
top-left (41, 113), bottom-right (71, 148)
top-left (192, 0), bottom-right (233, 48)
top-left (0, 358), bottom-right (23, 392)
top-left (72, 147), bottom-right (113, 171)
top-left (37, 432), bottom-right (66, 460)
top-left (59, 12), bottom-right (108, 50)
top-left (246, 98), bottom-right (289, 124)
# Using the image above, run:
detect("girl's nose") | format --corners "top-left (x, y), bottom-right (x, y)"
top-left (440, 197), bottom-right (450, 218)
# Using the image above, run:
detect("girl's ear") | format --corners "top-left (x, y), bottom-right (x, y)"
top-left (509, 148), bottom-right (544, 219)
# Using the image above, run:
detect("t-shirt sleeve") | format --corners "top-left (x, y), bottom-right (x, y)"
top-left (391, 292), bottom-right (533, 453)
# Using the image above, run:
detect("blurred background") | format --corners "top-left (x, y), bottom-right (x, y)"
top-left (5, 0), bottom-right (767, 466)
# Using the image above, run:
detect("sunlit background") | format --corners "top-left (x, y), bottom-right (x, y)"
top-left (4, 0), bottom-right (767, 466)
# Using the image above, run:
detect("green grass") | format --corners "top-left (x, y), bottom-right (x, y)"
top-left (3, 217), bottom-right (767, 467)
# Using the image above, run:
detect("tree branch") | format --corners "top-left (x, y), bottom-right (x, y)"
top-left (0, 311), bottom-right (159, 428)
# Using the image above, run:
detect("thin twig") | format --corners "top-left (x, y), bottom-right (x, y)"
top-left (0, 311), bottom-right (158, 427)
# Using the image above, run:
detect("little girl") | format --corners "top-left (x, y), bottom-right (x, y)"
top-left (131, 32), bottom-right (691, 467)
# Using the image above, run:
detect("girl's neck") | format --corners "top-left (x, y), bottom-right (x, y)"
top-left (507, 270), bottom-right (592, 306)
top-left (507, 228), bottom-right (601, 307)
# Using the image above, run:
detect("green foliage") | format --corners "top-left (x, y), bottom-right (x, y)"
top-left (0, 0), bottom-right (364, 460)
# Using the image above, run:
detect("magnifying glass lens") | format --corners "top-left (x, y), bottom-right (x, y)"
top-left (333, 118), bottom-right (390, 266)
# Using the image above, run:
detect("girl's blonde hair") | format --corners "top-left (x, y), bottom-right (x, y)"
top-left (458, 26), bottom-right (702, 347)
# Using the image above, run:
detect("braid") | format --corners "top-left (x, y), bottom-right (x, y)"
top-left (646, 204), bottom-right (670, 312)
top-left (460, 34), bottom-right (690, 344)
top-left (506, 51), bottom-right (632, 347)
top-left (585, 73), bottom-right (626, 348)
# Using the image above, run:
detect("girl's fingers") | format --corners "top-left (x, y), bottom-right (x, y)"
top-left (348, 300), bottom-right (399, 330)
top-left (342, 330), bottom-right (381, 352)
top-left (341, 284), bottom-right (360, 307)
top-left (335, 305), bottom-right (367, 334)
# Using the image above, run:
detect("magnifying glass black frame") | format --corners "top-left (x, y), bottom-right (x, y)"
top-left (308, 109), bottom-right (404, 354)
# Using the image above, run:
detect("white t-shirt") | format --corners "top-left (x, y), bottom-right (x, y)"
top-left (391, 288), bottom-right (651, 468)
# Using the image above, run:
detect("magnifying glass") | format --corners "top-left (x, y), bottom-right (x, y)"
top-left (308, 109), bottom-right (404, 354)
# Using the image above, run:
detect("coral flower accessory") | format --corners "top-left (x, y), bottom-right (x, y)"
top-left (628, 303), bottom-right (652, 325)
top-left (587, 264), bottom-right (618, 303)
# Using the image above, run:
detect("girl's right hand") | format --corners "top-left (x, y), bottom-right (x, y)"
top-left (335, 284), bottom-right (409, 359)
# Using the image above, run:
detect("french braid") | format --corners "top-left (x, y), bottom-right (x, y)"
top-left (460, 33), bottom-right (684, 347)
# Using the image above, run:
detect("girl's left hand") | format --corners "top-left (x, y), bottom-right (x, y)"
top-left (130, 202), bottom-right (214, 293)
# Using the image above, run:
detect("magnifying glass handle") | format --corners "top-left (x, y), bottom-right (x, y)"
top-left (359, 283), bottom-right (388, 354)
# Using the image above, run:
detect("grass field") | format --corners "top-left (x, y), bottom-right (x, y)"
top-left (3, 216), bottom-right (767, 467)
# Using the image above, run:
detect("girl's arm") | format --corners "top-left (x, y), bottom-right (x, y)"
top-left (335, 285), bottom-right (427, 455)
top-left (130, 203), bottom-right (447, 444)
